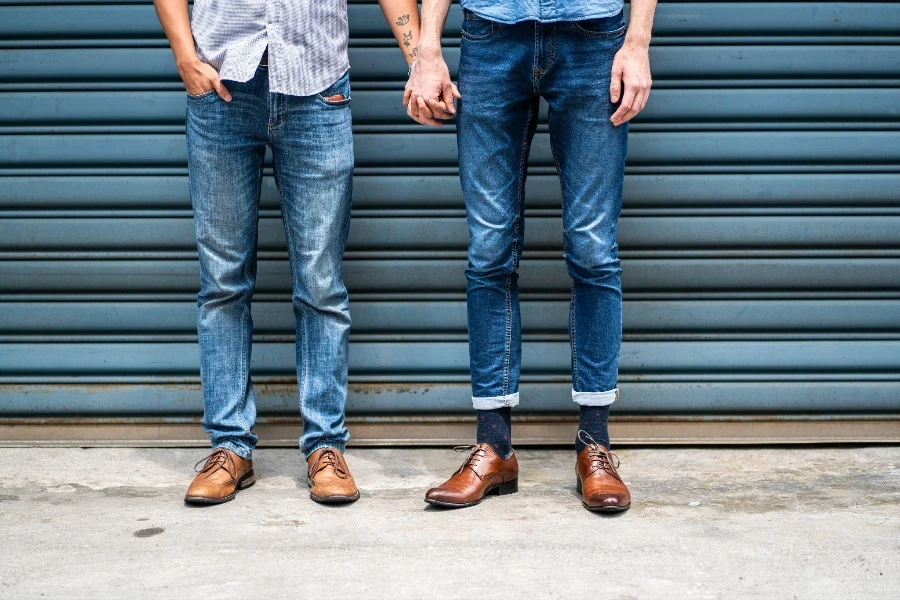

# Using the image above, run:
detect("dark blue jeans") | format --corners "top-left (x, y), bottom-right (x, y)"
top-left (458, 11), bottom-right (628, 410)
top-left (186, 66), bottom-right (354, 458)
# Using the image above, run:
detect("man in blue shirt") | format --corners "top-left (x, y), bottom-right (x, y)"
top-left (401, 0), bottom-right (657, 511)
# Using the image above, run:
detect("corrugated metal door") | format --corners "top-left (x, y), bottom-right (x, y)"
top-left (1, 2), bottom-right (899, 440)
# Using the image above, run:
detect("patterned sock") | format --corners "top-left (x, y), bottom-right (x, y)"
top-left (576, 405), bottom-right (611, 453)
top-left (476, 407), bottom-right (512, 458)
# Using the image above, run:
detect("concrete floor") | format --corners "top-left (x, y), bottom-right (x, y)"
top-left (0, 447), bottom-right (897, 599)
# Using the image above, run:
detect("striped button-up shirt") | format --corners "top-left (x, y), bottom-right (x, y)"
top-left (190, 0), bottom-right (349, 97)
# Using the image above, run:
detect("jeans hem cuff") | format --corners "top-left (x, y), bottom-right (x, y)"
top-left (213, 441), bottom-right (253, 460)
top-left (572, 387), bottom-right (619, 406)
top-left (472, 392), bottom-right (520, 410)
top-left (304, 440), bottom-right (348, 459)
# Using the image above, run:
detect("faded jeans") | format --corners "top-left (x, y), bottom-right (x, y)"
top-left (186, 66), bottom-right (354, 458)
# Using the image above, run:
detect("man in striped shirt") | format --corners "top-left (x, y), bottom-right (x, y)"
top-left (153, 0), bottom-right (415, 506)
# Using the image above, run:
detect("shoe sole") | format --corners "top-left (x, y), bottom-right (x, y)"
top-left (424, 477), bottom-right (518, 508)
top-left (576, 476), bottom-right (630, 512)
top-left (184, 471), bottom-right (256, 505)
top-left (309, 490), bottom-right (360, 504)
top-left (307, 477), bottom-right (360, 504)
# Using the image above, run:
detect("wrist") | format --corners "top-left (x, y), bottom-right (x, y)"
top-left (175, 53), bottom-right (202, 73)
top-left (624, 33), bottom-right (651, 49)
top-left (416, 43), bottom-right (443, 62)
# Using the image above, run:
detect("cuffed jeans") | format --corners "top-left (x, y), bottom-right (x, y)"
top-left (186, 66), bottom-right (354, 458)
top-left (458, 11), bottom-right (629, 410)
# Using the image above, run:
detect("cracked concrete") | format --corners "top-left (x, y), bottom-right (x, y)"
top-left (0, 447), bottom-right (898, 599)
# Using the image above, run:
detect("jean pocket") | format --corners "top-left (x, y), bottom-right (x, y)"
top-left (316, 70), bottom-right (351, 106)
top-left (571, 14), bottom-right (628, 38)
top-left (461, 9), bottom-right (504, 41)
top-left (187, 89), bottom-right (217, 100)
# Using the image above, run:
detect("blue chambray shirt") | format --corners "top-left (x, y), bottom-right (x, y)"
top-left (460, 0), bottom-right (625, 24)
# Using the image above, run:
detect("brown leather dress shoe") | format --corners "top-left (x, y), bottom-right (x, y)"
top-left (184, 448), bottom-right (255, 505)
top-left (307, 447), bottom-right (360, 504)
top-left (425, 443), bottom-right (518, 508)
top-left (576, 431), bottom-right (631, 512)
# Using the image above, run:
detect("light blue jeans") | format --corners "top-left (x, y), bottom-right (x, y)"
top-left (458, 11), bottom-right (629, 410)
top-left (186, 65), bottom-right (353, 458)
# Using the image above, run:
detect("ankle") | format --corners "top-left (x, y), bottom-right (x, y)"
top-left (476, 407), bottom-right (512, 457)
top-left (576, 405), bottom-right (611, 453)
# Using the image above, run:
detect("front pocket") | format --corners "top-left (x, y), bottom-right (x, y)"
top-left (316, 71), bottom-right (351, 106)
top-left (461, 11), bottom-right (504, 41)
top-left (317, 93), bottom-right (351, 106)
top-left (571, 18), bottom-right (628, 38)
top-left (187, 89), bottom-right (217, 100)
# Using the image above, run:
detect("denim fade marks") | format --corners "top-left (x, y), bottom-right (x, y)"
top-left (187, 66), bottom-right (354, 459)
top-left (459, 13), bottom-right (628, 411)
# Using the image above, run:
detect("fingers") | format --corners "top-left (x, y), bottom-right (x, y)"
top-left (624, 90), bottom-right (645, 123)
top-left (634, 87), bottom-right (650, 117)
top-left (427, 97), bottom-right (455, 120)
top-left (213, 78), bottom-right (231, 102)
top-left (426, 80), bottom-right (462, 120)
top-left (440, 82), bottom-right (456, 114)
top-left (408, 91), bottom-right (421, 119)
top-left (610, 84), bottom-right (637, 126)
top-left (406, 94), bottom-right (444, 127)
top-left (403, 88), bottom-right (413, 108)
top-left (609, 59), bottom-right (624, 103)
top-left (416, 96), bottom-right (434, 120)
top-left (611, 76), bottom-right (652, 125)
top-left (638, 85), bottom-right (651, 112)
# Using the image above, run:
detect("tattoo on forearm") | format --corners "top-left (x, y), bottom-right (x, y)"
top-left (402, 31), bottom-right (413, 46)
top-left (396, 14), bottom-right (410, 26)
top-left (408, 47), bottom-right (418, 59)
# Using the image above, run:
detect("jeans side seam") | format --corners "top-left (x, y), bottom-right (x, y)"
top-left (532, 22), bottom-right (540, 94)
top-left (503, 274), bottom-right (512, 397)
top-left (274, 163), bottom-right (308, 420)
top-left (505, 98), bottom-right (536, 397)
top-left (237, 307), bottom-right (251, 433)
top-left (550, 135), bottom-right (577, 390)
top-left (570, 284), bottom-right (578, 389)
top-left (236, 196), bottom-right (259, 434)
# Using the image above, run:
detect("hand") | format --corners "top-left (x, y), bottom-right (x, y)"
top-left (609, 40), bottom-right (652, 126)
top-left (403, 54), bottom-right (460, 127)
top-left (178, 57), bottom-right (231, 102)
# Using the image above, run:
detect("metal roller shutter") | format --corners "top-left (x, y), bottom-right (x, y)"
top-left (1, 1), bottom-right (899, 444)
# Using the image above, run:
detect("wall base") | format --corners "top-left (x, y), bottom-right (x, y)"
top-left (0, 414), bottom-right (897, 447)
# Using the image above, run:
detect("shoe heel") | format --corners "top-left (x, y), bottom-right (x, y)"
top-left (576, 477), bottom-right (583, 494)
top-left (240, 472), bottom-right (256, 489)
top-left (497, 477), bottom-right (518, 496)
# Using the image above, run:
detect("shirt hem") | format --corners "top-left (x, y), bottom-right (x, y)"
top-left (466, 7), bottom-right (623, 25)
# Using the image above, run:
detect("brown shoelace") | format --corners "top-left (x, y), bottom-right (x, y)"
top-left (453, 444), bottom-right (489, 479)
top-left (194, 448), bottom-right (238, 480)
top-left (309, 448), bottom-right (349, 479)
top-left (577, 430), bottom-right (622, 481)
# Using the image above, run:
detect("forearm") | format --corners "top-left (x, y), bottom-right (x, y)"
top-left (625, 0), bottom-right (657, 48)
top-left (418, 0), bottom-right (451, 60)
top-left (378, 0), bottom-right (421, 65)
top-left (152, 0), bottom-right (198, 69)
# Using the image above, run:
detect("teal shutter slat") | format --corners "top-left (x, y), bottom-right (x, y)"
top-left (1, 1), bottom-right (899, 416)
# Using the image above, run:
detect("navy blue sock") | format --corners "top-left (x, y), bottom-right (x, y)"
top-left (576, 405), bottom-right (610, 453)
top-left (477, 407), bottom-right (512, 458)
